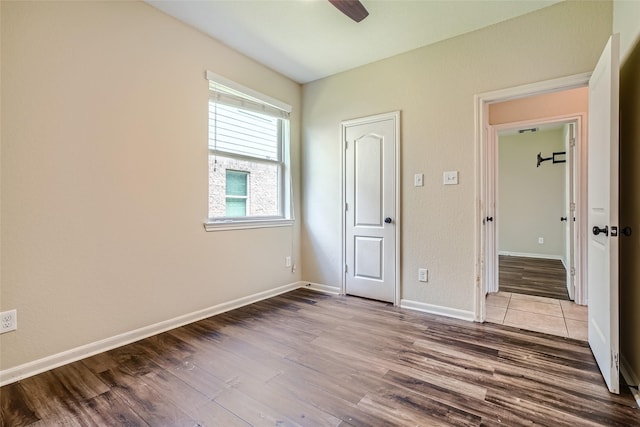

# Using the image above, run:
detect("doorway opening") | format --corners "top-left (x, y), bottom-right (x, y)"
top-left (473, 73), bottom-right (592, 328)
top-left (476, 35), bottom-right (622, 395)
top-left (487, 118), bottom-right (588, 339)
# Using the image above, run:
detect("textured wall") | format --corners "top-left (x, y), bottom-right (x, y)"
top-left (0, 1), bottom-right (301, 371)
top-left (498, 129), bottom-right (566, 258)
top-left (301, 1), bottom-right (612, 311)
top-left (489, 87), bottom-right (588, 125)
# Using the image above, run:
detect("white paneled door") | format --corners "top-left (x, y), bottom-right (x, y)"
top-left (588, 33), bottom-right (620, 394)
top-left (343, 112), bottom-right (399, 303)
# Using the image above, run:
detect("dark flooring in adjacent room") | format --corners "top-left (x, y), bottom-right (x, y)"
top-left (1, 288), bottom-right (637, 426)
top-left (499, 255), bottom-right (569, 300)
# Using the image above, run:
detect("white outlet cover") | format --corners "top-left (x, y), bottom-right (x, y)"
top-left (414, 173), bottom-right (424, 187)
top-left (443, 171), bottom-right (458, 185)
top-left (0, 309), bottom-right (17, 333)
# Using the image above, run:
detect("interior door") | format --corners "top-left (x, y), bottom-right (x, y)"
top-left (565, 122), bottom-right (577, 300)
top-left (344, 112), bottom-right (398, 303)
top-left (485, 127), bottom-right (498, 294)
top-left (587, 33), bottom-right (620, 394)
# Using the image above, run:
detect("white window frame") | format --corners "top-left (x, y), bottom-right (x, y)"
top-left (204, 71), bottom-right (293, 231)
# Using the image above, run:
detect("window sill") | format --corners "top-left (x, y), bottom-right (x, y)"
top-left (203, 218), bottom-right (294, 232)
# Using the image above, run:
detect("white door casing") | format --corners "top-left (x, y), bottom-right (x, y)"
top-left (485, 118), bottom-right (581, 297)
top-left (485, 127), bottom-right (498, 294)
top-left (587, 34), bottom-right (620, 394)
top-left (565, 122), bottom-right (577, 300)
top-left (474, 72), bottom-right (592, 322)
top-left (342, 111), bottom-right (400, 303)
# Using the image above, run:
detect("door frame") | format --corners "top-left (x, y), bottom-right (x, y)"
top-left (487, 116), bottom-right (585, 299)
top-left (340, 111), bottom-right (401, 305)
top-left (474, 73), bottom-right (591, 321)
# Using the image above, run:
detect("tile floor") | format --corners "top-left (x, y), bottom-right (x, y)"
top-left (486, 291), bottom-right (588, 340)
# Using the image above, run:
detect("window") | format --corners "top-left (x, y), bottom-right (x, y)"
top-left (205, 71), bottom-right (292, 231)
top-left (225, 170), bottom-right (248, 216)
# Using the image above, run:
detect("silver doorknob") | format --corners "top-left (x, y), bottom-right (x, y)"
top-left (384, 217), bottom-right (392, 224)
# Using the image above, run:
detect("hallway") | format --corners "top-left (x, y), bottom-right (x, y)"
top-left (486, 291), bottom-right (588, 340)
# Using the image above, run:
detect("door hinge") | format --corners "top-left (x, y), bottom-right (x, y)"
top-left (345, 140), bottom-right (348, 150)
top-left (612, 351), bottom-right (619, 371)
top-left (345, 264), bottom-right (348, 273)
top-left (570, 267), bottom-right (576, 276)
top-left (345, 203), bottom-right (348, 212)
top-left (570, 137), bottom-right (576, 147)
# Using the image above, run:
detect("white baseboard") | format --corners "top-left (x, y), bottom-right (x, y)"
top-left (0, 281), bottom-right (303, 387)
top-left (400, 299), bottom-right (475, 322)
top-left (302, 282), bottom-right (341, 295)
top-left (499, 251), bottom-right (564, 261)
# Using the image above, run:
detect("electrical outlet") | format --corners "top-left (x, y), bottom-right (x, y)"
top-left (285, 256), bottom-right (292, 268)
top-left (0, 310), bottom-right (17, 334)
top-left (538, 237), bottom-right (544, 244)
top-left (418, 268), bottom-right (428, 282)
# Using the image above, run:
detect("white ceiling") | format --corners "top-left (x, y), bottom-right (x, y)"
top-left (147, 0), bottom-right (561, 84)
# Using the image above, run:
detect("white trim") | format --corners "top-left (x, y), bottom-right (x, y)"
top-left (0, 281), bottom-right (302, 387)
top-left (474, 73), bottom-right (591, 322)
top-left (477, 73), bottom-right (591, 104)
top-left (205, 70), bottom-right (291, 113)
top-left (498, 251), bottom-right (564, 261)
top-left (340, 111), bottom-right (401, 305)
top-left (400, 299), bottom-right (475, 322)
top-left (204, 219), bottom-right (294, 231)
top-left (303, 282), bottom-right (341, 295)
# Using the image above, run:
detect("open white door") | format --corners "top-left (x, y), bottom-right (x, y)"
top-left (587, 34), bottom-right (620, 394)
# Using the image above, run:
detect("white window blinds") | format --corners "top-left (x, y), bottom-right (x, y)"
top-left (209, 102), bottom-right (281, 161)
top-left (207, 71), bottom-right (291, 162)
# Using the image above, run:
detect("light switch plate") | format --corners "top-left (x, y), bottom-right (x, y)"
top-left (443, 171), bottom-right (458, 185)
top-left (414, 173), bottom-right (424, 187)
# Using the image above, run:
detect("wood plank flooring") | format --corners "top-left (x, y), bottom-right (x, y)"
top-left (499, 256), bottom-right (570, 300)
top-left (1, 288), bottom-right (638, 426)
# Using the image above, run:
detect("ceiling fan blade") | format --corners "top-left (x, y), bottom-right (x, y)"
top-left (329, 0), bottom-right (369, 23)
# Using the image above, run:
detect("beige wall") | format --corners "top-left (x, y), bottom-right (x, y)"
top-left (0, 1), bottom-right (301, 371)
top-left (615, 0), bottom-right (640, 385)
top-left (498, 129), bottom-right (566, 259)
top-left (489, 87), bottom-right (588, 125)
top-left (302, 1), bottom-right (612, 311)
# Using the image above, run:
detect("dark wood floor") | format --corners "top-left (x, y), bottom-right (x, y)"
top-left (499, 255), bottom-right (570, 300)
top-left (1, 288), bottom-right (637, 426)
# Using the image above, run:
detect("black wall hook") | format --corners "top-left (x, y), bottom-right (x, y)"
top-left (537, 151), bottom-right (567, 167)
